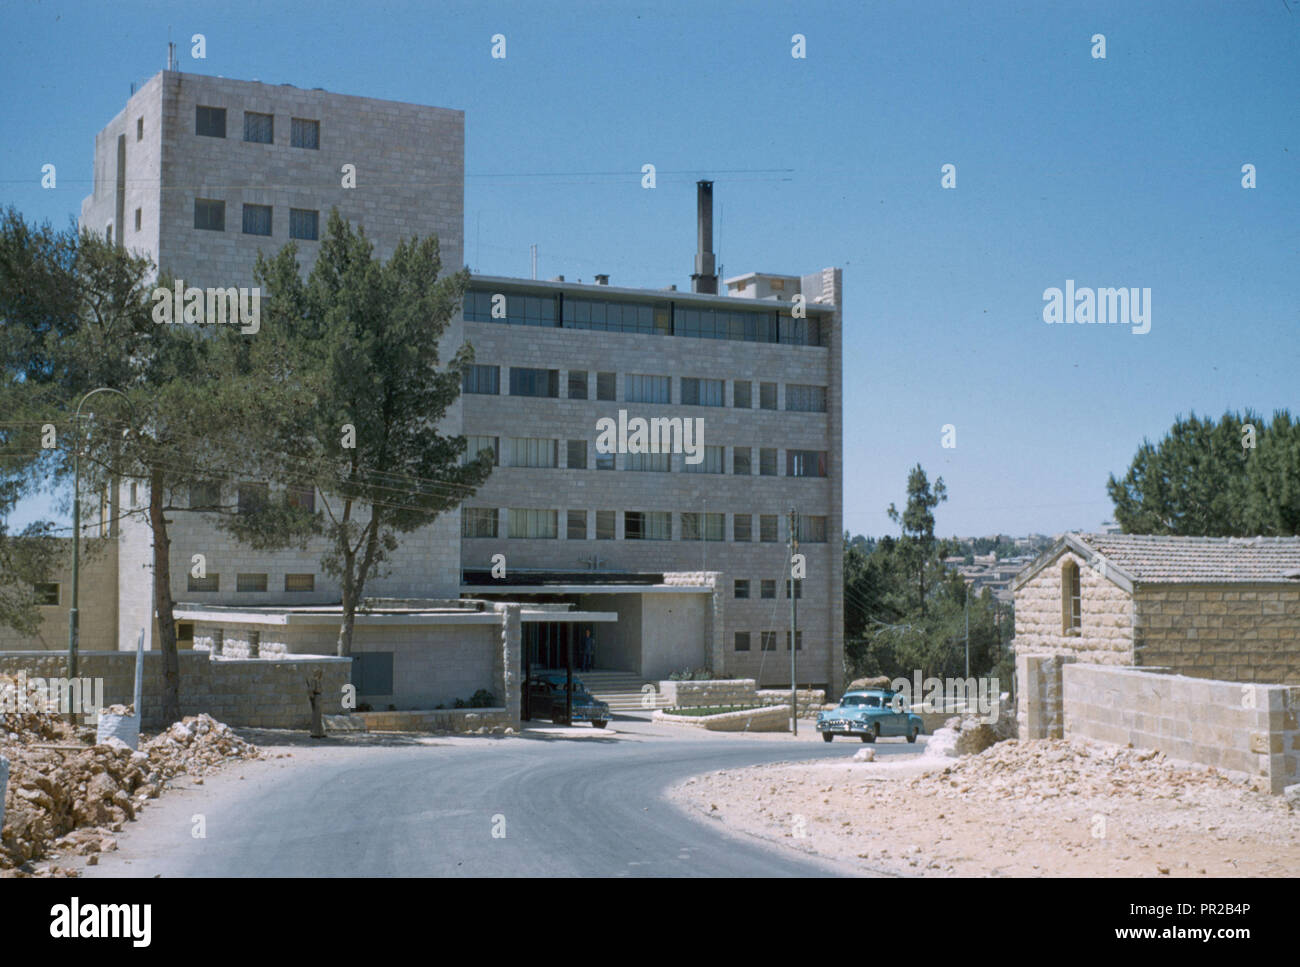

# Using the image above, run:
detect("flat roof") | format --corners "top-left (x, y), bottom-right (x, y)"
top-left (468, 274), bottom-right (835, 313)
top-left (462, 585), bottom-right (713, 596)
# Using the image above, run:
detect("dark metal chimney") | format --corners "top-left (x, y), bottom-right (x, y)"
top-left (691, 180), bottom-right (717, 294)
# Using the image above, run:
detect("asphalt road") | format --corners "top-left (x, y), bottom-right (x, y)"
top-left (78, 716), bottom-right (918, 877)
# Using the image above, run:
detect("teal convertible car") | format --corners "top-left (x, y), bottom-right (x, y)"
top-left (816, 688), bottom-right (924, 743)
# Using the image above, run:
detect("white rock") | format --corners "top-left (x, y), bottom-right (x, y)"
top-left (853, 747), bottom-right (875, 762)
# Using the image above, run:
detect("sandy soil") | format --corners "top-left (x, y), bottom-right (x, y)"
top-left (670, 737), bottom-right (1300, 877)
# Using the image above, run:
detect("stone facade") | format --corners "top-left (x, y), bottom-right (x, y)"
top-left (1012, 550), bottom-right (1135, 665)
top-left (460, 270), bottom-right (844, 693)
top-left (0, 539), bottom-right (118, 653)
top-left (1133, 585), bottom-right (1300, 684)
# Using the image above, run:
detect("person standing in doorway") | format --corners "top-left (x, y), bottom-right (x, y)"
top-left (582, 629), bottom-right (595, 672)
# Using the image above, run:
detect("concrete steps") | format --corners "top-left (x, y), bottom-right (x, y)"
top-left (574, 670), bottom-right (669, 711)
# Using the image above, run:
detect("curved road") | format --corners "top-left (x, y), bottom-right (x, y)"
top-left (79, 717), bottom-right (916, 877)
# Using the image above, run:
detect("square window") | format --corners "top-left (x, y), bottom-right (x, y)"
top-left (290, 117), bottom-right (320, 149)
top-left (595, 451), bottom-right (614, 471)
top-left (243, 111), bottom-right (273, 144)
top-left (595, 510), bottom-right (615, 540)
top-left (194, 199), bottom-right (225, 232)
top-left (568, 370), bottom-right (588, 400)
top-left (509, 367), bottom-right (559, 398)
top-left (759, 448), bottom-right (778, 476)
top-left (734, 631), bottom-right (751, 652)
top-left (237, 482), bottom-right (269, 515)
top-left (285, 573), bottom-right (315, 592)
top-left (287, 485), bottom-right (315, 512)
top-left (734, 579), bottom-right (750, 599)
top-left (759, 382), bottom-right (778, 410)
top-left (236, 573), bottom-right (268, 592)
top-left (34, 582), bottom-right (60, 605)
top-left (462, 364), bottom-right (499, 395)
top-left (760, 515), bottom-right (778, 543)
top-left (195, 105), bottom-right (226, 138)
top-left (733, 381), bottom-right (752, 408)
top-left (289, 208), bottom-right (319, 241)
top-left (462, 507), bottom-right (499, 538)
top-left (567, 510), bottom-right (587, 540)
top-left (733, 448), bottom-right (751, 475)
top-left (785, 630), bottom-right (803, 651)
top-left (596, 372), bottom-right (616, 401)
top-left (733, 514), bottom-right (752, 542)
top-left (760, 631), bottom-right (777, 651)
top-left (566, 439), bottom-right (587, 469)
top-left (188, 574), bottom-right (219, 593)
top-left (189, 480), bottom-right (221, 509)
top-left (761, 579), bottom-right (776, 600)
top-left (786, 579), bottom-right (803, 600)
top-left (242, 204), bottom-right (272, 236)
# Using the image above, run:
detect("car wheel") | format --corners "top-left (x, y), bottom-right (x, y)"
top-left (592, 720), bottom-right (607, 729)
top-left (822, 733), bottom-right (833, 743)
top-left (864, 723), bottom-right (879, 743)
top-left (907, 725), bottom-right (920, 743)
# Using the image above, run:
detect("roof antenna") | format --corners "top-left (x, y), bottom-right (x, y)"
top-left (167, 26), bottom-right (175, 71)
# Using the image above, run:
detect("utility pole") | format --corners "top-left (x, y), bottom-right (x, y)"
top-left (788, 506), bottom-right (798, 736)
top-left (69, 388), bottom-right (133, 681)
top-left (964, 587), bottom-right (970, 678)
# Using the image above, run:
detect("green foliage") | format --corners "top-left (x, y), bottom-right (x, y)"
top-left (244, 210), bottom-right (493, 655)
top-left (1107, 410), bottom-right (1300, 536)
top-left (667, 666), bottom-right (718, 681)
top-left (844, 466), bottom-right (1012, 684)
top-left (454, 688), bottom-right (497, 709)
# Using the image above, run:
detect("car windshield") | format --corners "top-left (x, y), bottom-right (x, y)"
top-left (841, 694), bottom-right (881, 707)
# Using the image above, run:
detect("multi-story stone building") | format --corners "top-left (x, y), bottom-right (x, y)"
top-left (59, 69), bottom-right (846, 707)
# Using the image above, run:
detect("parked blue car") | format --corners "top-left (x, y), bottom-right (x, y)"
top-left (524, 673), bottom-right (611, 728)
top-left (816, 688), bottom-right (923, 743)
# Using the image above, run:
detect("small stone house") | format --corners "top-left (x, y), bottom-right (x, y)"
top-left (1012, 533), bottom-right (1300, 684)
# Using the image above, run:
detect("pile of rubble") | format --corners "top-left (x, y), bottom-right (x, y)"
top-left (909, 737), bottom-right (1246, 803)
top-left (921, 694), bottom-right (1017, 758)
top-left (1, 713), bottom-right (260, 875)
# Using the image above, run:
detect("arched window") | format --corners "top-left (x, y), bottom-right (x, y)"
top-left (1061, 559), bottom-right (1082, 634)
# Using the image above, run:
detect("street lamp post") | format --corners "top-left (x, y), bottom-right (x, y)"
top-left (68, 387), bottom-right (133, 680)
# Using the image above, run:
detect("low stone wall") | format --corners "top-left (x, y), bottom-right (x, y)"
top-left (0, 650), bottom-right (350, 730)
top-left (658, 679), bottom-right (757, 708)
top-left (653, 704), bottom-right (790, 732)
top-left (1062, 663), bottom-right (1299, 794)
top-left (756, 688), bottom-right (826, 716)
top-left (352, 708), bottom-right (513, 733)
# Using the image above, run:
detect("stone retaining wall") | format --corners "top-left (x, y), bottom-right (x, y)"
top-left (1018, 654), bottom-right (1300, 793)
top-left (658, 679), bottom-right (758, 708)
top-left (756, 688), bottom-right (826, 716)
top-left (0, 650), bottom-right (350, 730)
top-left (653, 704), bottom-right (790, 732)
top-left (353, 708), bottom-right (513, 733)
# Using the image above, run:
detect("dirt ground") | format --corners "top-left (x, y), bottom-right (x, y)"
top-left (670, 737), bottom-right (1300, 877)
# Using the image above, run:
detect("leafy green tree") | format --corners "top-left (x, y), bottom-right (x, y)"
top-left (242, 211), bottom-right (493, 657)
top-left (1107, 410), bottom-right (1298, 536)
top-left (1, 209), bottom-right (298, 722)
top-left (886, 464), bottom-right (948, 617)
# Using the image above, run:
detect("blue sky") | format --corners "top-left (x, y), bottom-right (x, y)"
top-left (2, 0), bottom-right (1297, 539)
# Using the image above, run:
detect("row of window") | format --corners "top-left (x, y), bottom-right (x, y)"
top-left (733, 631), bottom-right (803, 652)
top-left (734, 578), bottom-right (803, 600)
top-left (194, 200), bottom-right (320, 240)
top-left (188, 482), bottom-right (316, 514)
top-left (187, 573), bottom-right (316, 593)
top-left (462, 508), bottom-right (828, 542)
top-left (462, 435), bottom-right (827, 477)
top-left (463, 289), bottom-right (830, 348)
top-left (195, 106), bottom-right (321, 149)
top-left (463, 365), bottom-right (828, 413)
